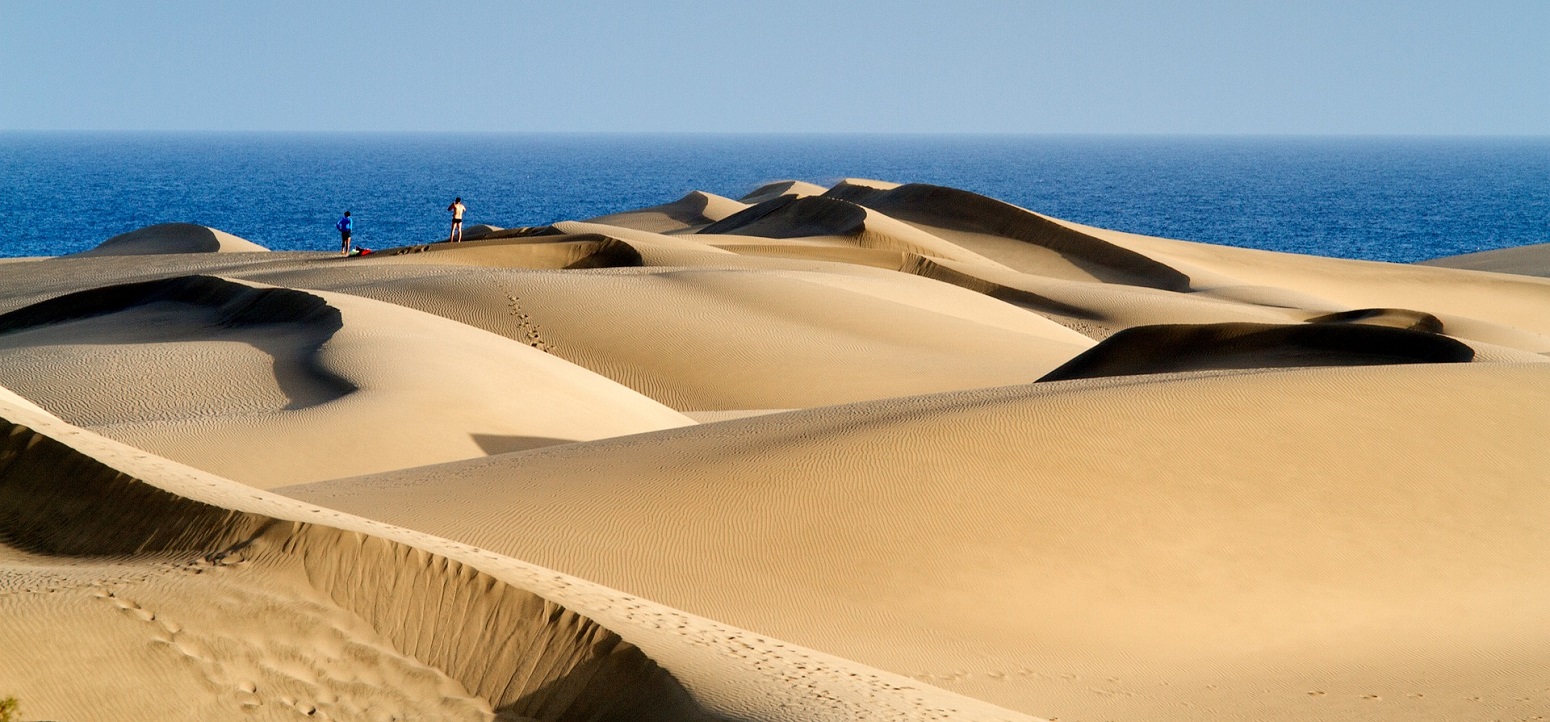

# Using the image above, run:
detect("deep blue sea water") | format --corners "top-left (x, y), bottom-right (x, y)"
top-left (1, 133), bottom-right (1546, 262)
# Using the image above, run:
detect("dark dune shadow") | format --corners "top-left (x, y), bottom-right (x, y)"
top-left (1038, 321), bottom-right (1475, 382)
top-left (0, 275), bottom-right (355, 409)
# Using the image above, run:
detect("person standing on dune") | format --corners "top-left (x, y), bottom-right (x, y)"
top-left (336, 211), bottom-right (353, 255)
top-left (447, 197), bottom-right (466, 242)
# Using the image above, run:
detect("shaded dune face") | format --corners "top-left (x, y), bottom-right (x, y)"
top-left (1039, 320), bottom-right (1475, 382)
top-left (0, 416), bottom-right (710, 722)
top-left (0, 275), bottom-right (354, 417)
top-left (824, 182), bottom-right (1192, 292)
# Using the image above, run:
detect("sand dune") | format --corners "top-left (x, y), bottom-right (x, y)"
top-left (80, 222), bottom-right (270, 256)
top-left (1420, 242), bottom-right (1550, 277)
top-left (0, 274), bottom-right (693, 487)
top-left (0, 389), bottom-right (1027, 722)
top-left (6, 177), bottom-right (1550, 722)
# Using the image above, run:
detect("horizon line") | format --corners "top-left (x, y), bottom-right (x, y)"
top-left (3, 129), bottom-right (1549, 139)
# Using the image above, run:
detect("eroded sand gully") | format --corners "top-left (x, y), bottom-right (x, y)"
top-left (3, 180), bottom-right (1550, 721)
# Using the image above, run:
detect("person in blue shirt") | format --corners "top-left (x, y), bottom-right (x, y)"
top-left (336, 211), bottom-right (353, 255)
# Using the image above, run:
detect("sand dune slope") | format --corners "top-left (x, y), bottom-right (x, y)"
top-left (285, 363), bottom-right (1550, 722)
top-left (0, 389), bottom-right (1028, 722)
top-left (0, 275), bottom-right (693, 487)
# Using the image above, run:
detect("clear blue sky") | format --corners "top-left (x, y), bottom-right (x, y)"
top-left (3, 1), bottom-right (1546, 134)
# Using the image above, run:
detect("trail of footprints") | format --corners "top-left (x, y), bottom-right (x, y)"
top-left (88, 554), bottom-right (492, 722)
top-left (505, 294), bottom-right (551, 352)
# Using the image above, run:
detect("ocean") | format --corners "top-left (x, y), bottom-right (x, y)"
top-left (1, 133), bottom-right (1546, 262)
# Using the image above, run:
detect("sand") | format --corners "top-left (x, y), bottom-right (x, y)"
top-left (2, 179), bottom-right (1548, 722)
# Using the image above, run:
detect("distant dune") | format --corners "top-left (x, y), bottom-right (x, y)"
top-left (79, 222), bottom-right (270, 256)
top-left (3, 179), bottom-right (1549, 722)
top-left (1420, 242), bottom-right (1550, 277)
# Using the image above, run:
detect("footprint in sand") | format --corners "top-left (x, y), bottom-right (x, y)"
top-left (109, 595), bottom-right (156, 622)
